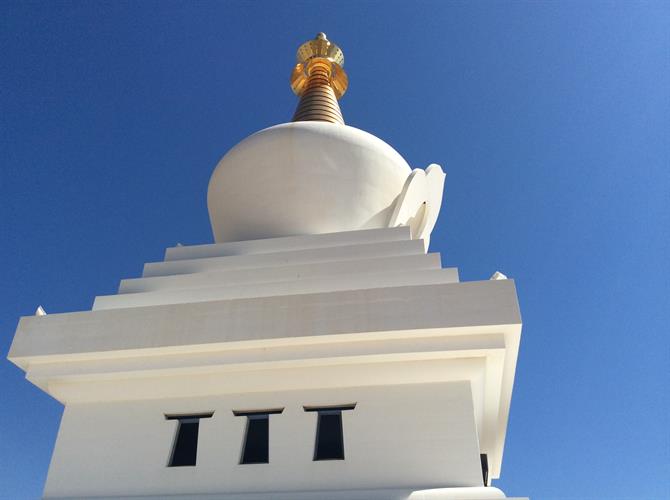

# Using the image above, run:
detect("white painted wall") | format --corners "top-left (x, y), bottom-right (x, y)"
top-left (8, 229), bottom-right (524, 497)
top-left (44, 382), bottom-right (483, 498)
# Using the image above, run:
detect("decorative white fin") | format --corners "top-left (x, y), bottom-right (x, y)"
top-left (35, 305), bottom-right (47, 316)
top-left (388, 164), bottom-right (446, 251)
top-left (490, 271), bottom-right (508, 280)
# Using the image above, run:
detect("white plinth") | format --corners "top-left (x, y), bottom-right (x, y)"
top-left (9, 227), bottom-right (523, 499)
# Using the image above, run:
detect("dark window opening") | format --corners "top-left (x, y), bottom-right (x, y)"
top-left (233, 409), bottom-right (283, 464)
top-left (304, 404), bottom-right (356, 461)
top-left (165, 413), bottom-right (213, 467)
top-left (480, 453), bottom-right (489, 486)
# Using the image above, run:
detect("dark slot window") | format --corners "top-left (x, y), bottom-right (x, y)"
top-left (480, 453), bottom-right (489, 486)
top-left (233, 409), bottom-right (284, 464)
top-left (304, 404), bottom-right (356, 461)
top-left (241, 415), bottom-right (269, 464)
top-left (315, 411), bottom-right (344, 460)
top-left (165, 413), bottom-right (213, 467)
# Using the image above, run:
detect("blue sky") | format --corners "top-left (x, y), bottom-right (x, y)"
top-left (1, 1), bottom-right (668, 499)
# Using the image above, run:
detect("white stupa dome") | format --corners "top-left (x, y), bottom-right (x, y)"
top-left (207, 33), bottom-right (445, 247)
top-left (207, 121), bottom-right (412, 243)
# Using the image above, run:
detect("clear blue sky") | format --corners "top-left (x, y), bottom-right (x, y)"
top-left (1, 1), bottom-right (668, 499)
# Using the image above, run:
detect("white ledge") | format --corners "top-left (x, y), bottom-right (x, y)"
top-left (120, 253), bottom-right (443, 294)
top-left (143, 239), bottom-right (426, 278)
top-left (96, 268), bottom-right (459, 311)
top-left (10, 280), bottom-right (520, 362)
top-left (44, 486), bottom-right (524, 500)
top-left (164, 226), bottom-right (412, 261)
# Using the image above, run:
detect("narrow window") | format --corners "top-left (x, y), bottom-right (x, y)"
top-left (480, 453), bottom-right (489, 486)
top-left (233, 409), bottom-right (284, 464)
top-left (165, 413), bottom-right (213, 467)
top-left (304, 404), bottom-right (356, 461)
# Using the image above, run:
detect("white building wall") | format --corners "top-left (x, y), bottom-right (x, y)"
top-left (44, 382), bottom-right (483, 498)
top-left (9, 229), bottom-right (523, 498)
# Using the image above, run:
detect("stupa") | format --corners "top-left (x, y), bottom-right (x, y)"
top-left (9, 34), bottom-right (526, 500)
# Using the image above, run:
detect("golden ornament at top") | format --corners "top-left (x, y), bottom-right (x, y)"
top-left (290, 33), bottom-right (348, 99)
top-left (296, 32), bottom-right (344, 66)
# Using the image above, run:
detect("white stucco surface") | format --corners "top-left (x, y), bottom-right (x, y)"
top-left (207, 122), bottom-right (444, 244)
top-left (163, 226), bottom-right (413, 261)
top-left (44, 383), bottom-right (484, 498)
top-left (46, 492), bottom-right (525, 500)
top-left (8, 228), bottom-right (524, 498)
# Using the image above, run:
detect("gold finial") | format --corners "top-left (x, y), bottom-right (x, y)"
top-left (290, 33), bottom-right (348, 125)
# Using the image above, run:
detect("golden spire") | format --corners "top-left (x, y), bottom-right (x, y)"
top-left (290, 33), bottom-right (348, 125)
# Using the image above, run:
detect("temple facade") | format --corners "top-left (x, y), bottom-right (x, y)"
top-left (9, 34), bottom-right (527, 500)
